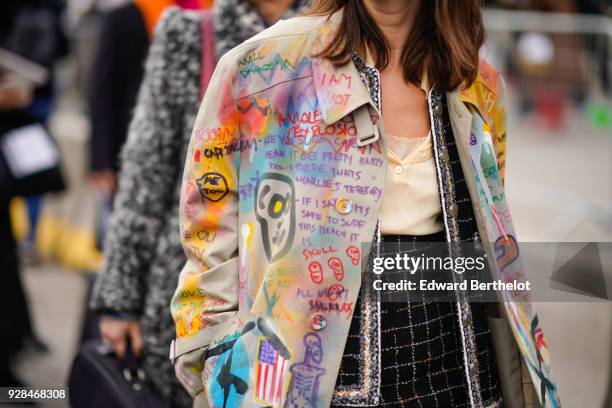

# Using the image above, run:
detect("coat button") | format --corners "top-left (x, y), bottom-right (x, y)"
top-left (439, 149), bottom-right (449, 163)
top-left (335, 198), bottom-right (353, 215)
top-left (449, 203), bottom-right (459, 218)
top-left (311, 314), bottom-right (327, 331)
top-left (394, 165), bottom-right (403, 174)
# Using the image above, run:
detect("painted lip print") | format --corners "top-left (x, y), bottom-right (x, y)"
top-left (170, 12), bottom-right (560, 408)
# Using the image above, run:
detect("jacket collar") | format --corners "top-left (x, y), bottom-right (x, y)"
top-left (451, 71), bottom-right (498, 149)
top-left (310, 12), bottom-right (378, 125)
top-left (309, 53), bottom-right (482, 151)
top-left (310, 57), bottom-right (495, 152)
top-left (311, 56), bottom-right (376, 125)
top-left (457, 61), bottom-right (499, 127)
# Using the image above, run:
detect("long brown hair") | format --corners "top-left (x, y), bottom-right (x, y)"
top-left (308, 0), bottom-right (485, 91)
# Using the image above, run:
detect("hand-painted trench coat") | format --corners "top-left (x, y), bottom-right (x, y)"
top-left (170, 12), bottom-right (560, 408)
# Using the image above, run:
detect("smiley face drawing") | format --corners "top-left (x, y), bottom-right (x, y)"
top-left (255, 173), bottom-right (296, 263)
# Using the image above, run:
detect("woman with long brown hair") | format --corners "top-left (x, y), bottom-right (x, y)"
top-left (170, 1), bottom-right (560, 407)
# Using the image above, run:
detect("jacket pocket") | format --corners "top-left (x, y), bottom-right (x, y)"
top-left (172, 312), bottom-right (241, 399)
top-left (201, 314), bottom-right (246, 407)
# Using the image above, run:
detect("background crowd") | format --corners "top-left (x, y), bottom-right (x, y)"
top-left (0, 0), bottom-right (611, 407)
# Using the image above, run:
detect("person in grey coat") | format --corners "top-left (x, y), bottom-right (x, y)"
top-left (88, 0), bottom-right (309, 406)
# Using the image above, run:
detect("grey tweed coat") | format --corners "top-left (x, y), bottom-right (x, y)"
top-left (90, 8), bottom-right (202, 407)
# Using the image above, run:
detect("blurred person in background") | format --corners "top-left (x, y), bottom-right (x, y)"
top-left (87, 0), bottom-right (192, 251)
top-left (88, 0), bottom-right (309, 405)
top-left (88, 0), bottom-right (201, 195)
top-left (0, 70), bottom-right (35, 387)
top-left (0, 0), bottom-right (67, 386)
top-left (89, 0), bottom-right (214, 196)
top-left (1, 0), bottom-right (68, 264)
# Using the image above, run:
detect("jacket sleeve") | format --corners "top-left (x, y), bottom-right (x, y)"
top-left (494, 75), bottom-right (507, 186)
top-left (89, 8), bottom-right (188, 315)
top-left (170, 49), bottom-right (241, 356)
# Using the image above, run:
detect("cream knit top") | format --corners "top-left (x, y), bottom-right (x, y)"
top-left (380, 132), bottom-right (444, 235)
top-left (363, 49), bottom-right (443, 235)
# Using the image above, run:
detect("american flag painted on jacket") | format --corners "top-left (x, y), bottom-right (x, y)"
top-left (255, 337), bottom-right (287, 405)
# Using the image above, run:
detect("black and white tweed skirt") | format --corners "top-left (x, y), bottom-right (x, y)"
top-left (330, 232), bottom-right (502, 408)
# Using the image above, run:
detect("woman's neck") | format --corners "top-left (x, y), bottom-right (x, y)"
top-left (253, 0), bottom-right (295, 25)
top-left (363, 0), bottom-right (421, 63)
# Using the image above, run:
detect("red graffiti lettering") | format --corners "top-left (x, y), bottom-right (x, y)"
top-left (302, 246), bottom-right (338, 260)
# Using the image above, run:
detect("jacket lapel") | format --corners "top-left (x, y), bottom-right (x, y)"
top-left (311, 56), bottom-right (376, 125)
top-left (310, 12), bottom-right (377, 126)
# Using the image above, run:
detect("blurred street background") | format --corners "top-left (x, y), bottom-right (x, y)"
top-left (2, 0), bottom-right (612, 407)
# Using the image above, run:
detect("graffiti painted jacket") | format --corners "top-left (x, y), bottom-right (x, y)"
top-left (170, 12), bottom-right (560, 408)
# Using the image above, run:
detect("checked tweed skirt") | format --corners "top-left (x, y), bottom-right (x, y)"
top-left (330, 232), bottom-right (502, 408)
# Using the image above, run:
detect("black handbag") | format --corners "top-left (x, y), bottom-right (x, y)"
top-left (0, 110), bottom-right (66, 199)
top-left (68, 340), bottom-right (164, 408)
